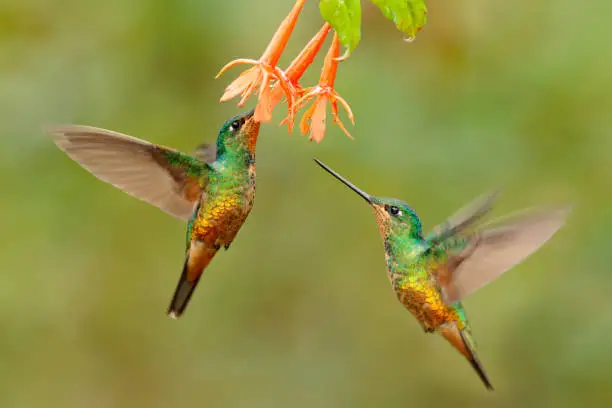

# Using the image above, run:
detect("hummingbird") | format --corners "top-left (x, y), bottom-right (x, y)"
top-left (313, 158), bottom-right (570, 390)
top-left (46, 110), bottom-right (261, 319)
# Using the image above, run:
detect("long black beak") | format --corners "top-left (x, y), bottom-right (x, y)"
top-left (313, 158), bottom-right (373, 204)
top-left (244, 108), bottom-right (255, 119)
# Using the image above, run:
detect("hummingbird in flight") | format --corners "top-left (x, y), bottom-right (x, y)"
top-left (46, 110), bottom-right (261, 319)
top-left (314, 158), bottom-right (570, 390)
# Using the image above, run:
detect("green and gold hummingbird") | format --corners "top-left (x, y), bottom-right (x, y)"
top-left (46, 110), bottom-right (261, 318)
top-left (314, 158), bottom-right (570, 390)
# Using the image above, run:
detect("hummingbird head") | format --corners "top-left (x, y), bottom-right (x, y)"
top-left (216, 109), bottom-right (261, 156)
top-left (314, 158), bottom-right (423, 239)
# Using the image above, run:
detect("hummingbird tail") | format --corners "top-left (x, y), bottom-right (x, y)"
top-left (440, 324), bottom-right (494, 391)
top-left (167, 273), bottom-right (199, 319)
top-left (167, 242), bottom-right (216, 319)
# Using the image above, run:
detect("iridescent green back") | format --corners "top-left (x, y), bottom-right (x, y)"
top-left (382, 211), bottom-right (472, 330)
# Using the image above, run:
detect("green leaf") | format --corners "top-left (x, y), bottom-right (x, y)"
top-left (319, 0), bottom-right (362, 55)
top-left (369, 0), bottom-right (428, 40)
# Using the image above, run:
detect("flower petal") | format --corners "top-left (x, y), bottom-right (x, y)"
top-left (215, 58), bottom-right (258, 79)
top-left (319, 32), bottom-right (341, 88)
top-left (330, 99), bottom-right (353, 139)
top-left (309, 95), bottom-right (329, 143)
top-left (332, 92), bottom-right (355, 124)
top-left (220, 66), bottom-right (261, 103)
top-left (254, 82), bottom-right (273, 122)
top-left (261, 0), bottom-right (307, 66)
top-left (299, 99), bottom-right (317, 136)
top-left (285, 23), bottom-right (331, 84)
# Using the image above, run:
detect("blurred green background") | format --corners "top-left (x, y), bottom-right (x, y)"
top-left (2, 0), bottom-right (612, 407)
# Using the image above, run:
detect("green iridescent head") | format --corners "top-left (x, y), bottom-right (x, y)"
top-left (314, 159), bottom-right (423, 238)
top-left (216, 109), bottom-right (260, 156)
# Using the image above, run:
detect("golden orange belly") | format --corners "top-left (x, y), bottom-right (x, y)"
top-left (396, 282), bottom-right (463, 331)
top-left (191, 194), bottom-right (253, 247)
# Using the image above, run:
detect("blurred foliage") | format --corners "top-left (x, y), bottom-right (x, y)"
top-left (320, 0), bottom-right (427, 54)
top-left (1, 0), bottom-right (612, 407)
top-left (368, 0), bottom-right (427, 40)
top-left (319, 0), bottom-right (362, 54)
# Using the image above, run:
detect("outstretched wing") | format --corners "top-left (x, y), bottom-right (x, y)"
top-left (46, 125), bottom-right (211, 220)
top-left (427, 189), bottom-right (502, 244)
top-left (435, 206), bottom-right (570, 304)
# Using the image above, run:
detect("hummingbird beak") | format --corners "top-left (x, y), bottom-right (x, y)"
top-left (313, 158), bottom-right (373, 204)
top-left (244, 108), bottom-right (255, 119)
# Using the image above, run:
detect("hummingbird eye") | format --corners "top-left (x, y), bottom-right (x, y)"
top-left (230, 120), bottom-right (242, 131)
top-left (388, 205), bottom-right (402, 216)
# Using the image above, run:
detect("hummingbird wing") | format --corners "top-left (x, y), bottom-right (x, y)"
top-left (426, 189), bottom-right (502, 244)
top-left (435, 206), bottom-right (570, 304)
top-left (193, 143), bottom-right (217, 163)
top-left (46, 125), bottom-right (211, 220)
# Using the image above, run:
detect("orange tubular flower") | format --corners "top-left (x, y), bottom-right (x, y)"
top-left (262, 23), bottom-right (332, 131)
top-left (216, 0), bottom-right (306, 123)
top-left (295, 32), bottom-right (354, 143)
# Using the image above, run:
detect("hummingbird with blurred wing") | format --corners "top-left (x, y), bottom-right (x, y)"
top-left (314, 158), bottom-right (570, 390)
top-left (46, 110), bottom-right (260, 319)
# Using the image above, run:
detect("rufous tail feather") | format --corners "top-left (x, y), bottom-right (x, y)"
top-left (167, 242), bottom-right (217, 319)
top-left (440, 324), bottom-right (494, 390)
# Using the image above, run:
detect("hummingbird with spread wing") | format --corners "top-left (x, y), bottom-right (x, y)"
top-left (314, 158), bottom-right (570, 390)
top-left (46, 110), bottom-right (260, 318)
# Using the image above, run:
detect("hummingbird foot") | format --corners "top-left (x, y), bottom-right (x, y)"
top-left (216, 0), bottom-right (307, 122)
top-left (293, 32), bottom-right (354, 143)
top-left (224, 243), bottom-right (231, 250)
